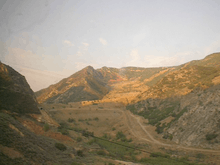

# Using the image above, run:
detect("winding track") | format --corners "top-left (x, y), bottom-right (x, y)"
top-left (48, 105), bottom-right (220, 153)
top-left (122, 109), bottom-right (220, 153)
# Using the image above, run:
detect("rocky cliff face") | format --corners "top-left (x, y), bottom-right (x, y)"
top-left (125, 53), bottom-right (220, 148)
top-left (0, 62), bottom-right (39, 114)
top-left (165, 85), bottom-right (220, 148)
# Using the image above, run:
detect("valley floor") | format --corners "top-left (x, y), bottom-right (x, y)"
top-left (39, 101), bottom-right (220, 165)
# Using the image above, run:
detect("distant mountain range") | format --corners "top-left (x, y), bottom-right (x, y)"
top-left (35, 52), bottom-right (220, 105)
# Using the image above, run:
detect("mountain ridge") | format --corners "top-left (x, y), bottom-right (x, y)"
top-left (35, 52), bottom-right (220, 105)
top-left (35, 65), bottom-right (109, 104)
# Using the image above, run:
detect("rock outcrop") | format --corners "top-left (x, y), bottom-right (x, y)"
top-left (0, 62), bottom-right (40, 114)
top-left (166, 85), bottom-right (220, 148)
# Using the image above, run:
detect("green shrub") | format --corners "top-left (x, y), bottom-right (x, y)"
top-left (150, 152), bottom-right (170, 158)
top-left (76, 150), bottom-right (83, 157)
top-left (55, 143), bottom-right (67, 151)
top-left (150, 152), bottom-right (163, 157)
top-left (116, 131), bottom-right (126, 140)
top-left (163, 133), bottom-right (173, 140)
top-left (87, 138), bottom-right (96, 145)
top-left (127, 138), bottom-right (133, 142)
top-left (58, 122), bottom-right (69, 135)
top-left (95, 138), bottom-right (136, 159)
top-left (206, 133), bottom-right (218, 141)
top-left (78, 119), bottom-right (84, 122)
top-left (68, 118), bottom-right (75, 123)
top-left (108, 163), bottom-right (115, 165)
top-left (76, 137), bottom-right (82, 142)
top-left (196, 153), bottom-right (205, 159)
top-left (43, 123), bottom-right (49, 132)
top-left (93, 117), bottom-right (99, 121)
top-left (97, 150), bottom-right (106, 156)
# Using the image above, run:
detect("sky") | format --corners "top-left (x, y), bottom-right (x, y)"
top-left (1, 0), bottom-right (220, 91)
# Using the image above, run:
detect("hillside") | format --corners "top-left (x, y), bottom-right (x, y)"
top-left (34, 52), bottom-right (220, 149)
top-left (0, 63), bottom-right (75, 164)
top-left (2, 57), bottom-right (220, 164)
top-left (0, 62), bottom-right (39, 114)
top-left (35, 66), bottom-right (109, 104)
top-left (126, 53), bottom-right (220, 148)
top-left (36, 53), bottom-right (220, 105)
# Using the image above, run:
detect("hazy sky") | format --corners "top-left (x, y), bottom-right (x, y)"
top-left (1, 0), bottom-right (220, 91)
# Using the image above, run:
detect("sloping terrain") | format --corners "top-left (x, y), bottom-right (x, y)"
top-left (0, 63), bottom-right (81, 164)
top-left (34, 53), bottom-right (220, 159)
top-left (165, 85), bottom-right (220, 147)
top-left (36, 53), bottom-right (220, 105)
top-left (1, 61), bottom-right (219, 164)
top-left (36, 66), bottom-right (109, 104)
top-left (0, 62), bottom-right (39, 114)
top-left (0, 112), bottom-right (75, 165)
top-left (126, 53), bottom-right (220, 148)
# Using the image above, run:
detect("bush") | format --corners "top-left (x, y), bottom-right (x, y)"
top-left (97, 150), bottom-right (106, 156)
top-left (116, 131), bottom-right (126, 140)
top-left (68, 118), bottom-right (75, 123)
top-left (127, 138), bottom-right (133, 142)
top-left (78, 119), bottom-right (84, 122)
top-left (58, 122), bottom-right (69, 135)
top-left (150, 152), bottom-right (170, 158)
top-left (76, 150), bottom-right (83, 157)
top-left (87, 138), bottom-right (96, 145)
top-left (93, 117), bottom-right (99, 121)
top-left (43, 123), bottom-right (49, 132)
top-left (206, 133), bottom-right (218, 141)
top-left (76, 137), bottom-right (82, 142)
top-left (196, 153), bottom-right (205, 159)
top-left (55, 143), bottom-right (67, 151)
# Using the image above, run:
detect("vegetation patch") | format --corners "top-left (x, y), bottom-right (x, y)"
top-left (94, 138), bottom-right (136, 160)
top-left (55, 142), bottom-right (67, 151)
top-left (57, 122), bottom-right (69, 135)
top-left (68, 118), bottom-right (75, 123)
top-left (206, 133), bottom-right (218, 141)
top-left (43, 123), bottom-right (50, 132)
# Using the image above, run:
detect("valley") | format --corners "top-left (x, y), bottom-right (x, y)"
top-left (1, 53), bottom-right (220, 164)
top-left (39, 101), bottom-right (220, 164)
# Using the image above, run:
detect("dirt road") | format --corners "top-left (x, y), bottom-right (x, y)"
top-left (123, 109), bottom-right (220, 153)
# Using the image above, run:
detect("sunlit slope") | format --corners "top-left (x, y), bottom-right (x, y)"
top-left (36, 53), bottom-right (220, 104)
top-left (35, 66), bottom-right (109, 104)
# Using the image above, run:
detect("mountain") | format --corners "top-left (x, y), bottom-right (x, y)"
top-left (2, 54), bottom-right (220, 164)
top-left (165, 84), bottom-right (220, 147)
top-left (36, 53), bottom-right (220, 105)
top-left (35, 52), bottom-right (220, 148)
top-left (0, 63), bottom-right (77, 164)
top-left (125, 53), bottom-right (220, 147)
top-left (35, 66), bottom-right (109, 104)
top-left (0, 62), bottom-right (40, 114)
